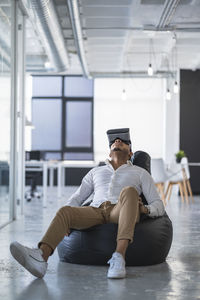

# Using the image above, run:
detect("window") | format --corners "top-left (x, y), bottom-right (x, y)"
top-left (31, 76), bottom-right (93, 160)
top-left (64, 76), bottom-right (93, 97)
top-left (32, 99), bottom-right (62, 150)
top-left (65, 101), bottom-right (92, 148)
top-left (32, 76), bottom-right (62, 97)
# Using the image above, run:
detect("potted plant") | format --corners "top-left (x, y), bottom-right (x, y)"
top-left (175, 150), bottom-right (186, 163)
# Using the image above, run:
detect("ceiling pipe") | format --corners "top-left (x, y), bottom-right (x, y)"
top-left (0, 8), bottom-right (11, 68)
top-left (67, 0), bottom-right (90, 78)
top-left (78, 26), bottom-right (200, 33)
top-left (27, 0), bottom-right (69, 72)
top-left (91, 71), bottom-right (174, 79)
top-left (157, 0), bottom-right (181, 29)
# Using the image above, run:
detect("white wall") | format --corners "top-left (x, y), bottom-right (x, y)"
top-left (24, 76), bottom-right (179, 163)
top-left (164, 78), bottom-right (180, 164)
top-left (94, 78), bottom-right (179, 163)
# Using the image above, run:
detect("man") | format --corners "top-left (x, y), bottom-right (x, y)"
top-left (10, 128), bottom-right (165, 279)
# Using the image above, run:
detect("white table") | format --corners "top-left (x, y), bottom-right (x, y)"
top-left (25, 161), bottom-right (48, 207)
top-left (25, 160), bottom-right (61, 207)
top-left (188, 162), bottom-right (200, 166)
top-left (25, 160), bottom-right (97, 207)
top-left (57, 161), bottom-right (97, 198)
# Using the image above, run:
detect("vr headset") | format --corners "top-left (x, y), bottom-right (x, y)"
top-left (107, 128), bottom-right (131, 148)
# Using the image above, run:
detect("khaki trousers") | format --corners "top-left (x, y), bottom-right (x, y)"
top-left (39, 186), bottom-right (140, 253)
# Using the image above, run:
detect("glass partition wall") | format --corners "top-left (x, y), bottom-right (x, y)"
top-left (0, 0), bottom-right (12, 227)
top-left (0, 1), bottom-right (26, 228)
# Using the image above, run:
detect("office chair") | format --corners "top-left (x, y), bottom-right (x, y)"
top-left (25, 151), bottom-right (42, 202)
top-left (165, 157), bottom-right (194, 203)
top-left (151, 158), bottom-right (169, 205)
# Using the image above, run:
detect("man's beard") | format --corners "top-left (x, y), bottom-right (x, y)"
top-left (111, 147), bottom-right (129, 157)
top-left (112, 147), bottom-right (122, 152)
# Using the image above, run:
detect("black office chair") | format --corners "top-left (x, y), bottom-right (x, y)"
top-left (25, 151), bottom-right (43, 202)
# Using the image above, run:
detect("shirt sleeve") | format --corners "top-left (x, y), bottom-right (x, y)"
top-left (140, 169), bottom-right (165, 217)
top-left (66, 168), bottom-right (94, 207)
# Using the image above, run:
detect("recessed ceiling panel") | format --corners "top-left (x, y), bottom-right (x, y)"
top-left (87, 38), bottom-right (126, 46)
top-left (86, 29), bottom-right (127, 38)
top-left (82, 6), bottom-right (131, 17)
top-left (84, 17), bottom-right (130, 28)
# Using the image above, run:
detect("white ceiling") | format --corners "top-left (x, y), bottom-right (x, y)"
top-left (2, 0), bottom-right (200, 77)
top-left (69, 0), bottom-right (200, 77)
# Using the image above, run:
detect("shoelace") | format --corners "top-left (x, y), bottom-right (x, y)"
top-left (27, 247), bottom-right (45, 262)
top-left (108, 256), bottom-right (124, 270)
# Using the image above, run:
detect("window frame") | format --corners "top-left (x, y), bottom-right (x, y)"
top-left (31, 75), bottom-right (94, 160)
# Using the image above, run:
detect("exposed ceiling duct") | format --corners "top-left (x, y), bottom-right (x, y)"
top-left (22, 0), bottom-right (200, 75)
top-left (157, 0), bottom-right (181, 29)
top-left (26, 0), bottom-right (70, 72)
top-left (67, 0), bottom-right (90, 77)
top-left (0, 7), bottom-right (11, 70)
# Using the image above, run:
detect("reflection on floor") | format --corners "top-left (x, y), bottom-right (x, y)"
top-left (0, 186), bottom-right (200, 300)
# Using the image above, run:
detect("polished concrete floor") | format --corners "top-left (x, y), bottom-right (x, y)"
top-left (0, 187), bottom-right (200, 300)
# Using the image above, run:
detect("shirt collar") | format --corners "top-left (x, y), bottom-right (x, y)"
top-left (105, 159), bottom-right (133, 166)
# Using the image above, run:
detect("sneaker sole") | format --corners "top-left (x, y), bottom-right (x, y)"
top-left (107, 273), bottom-right (126, 279)
top-left (10, 242), bottom-right (45, 278)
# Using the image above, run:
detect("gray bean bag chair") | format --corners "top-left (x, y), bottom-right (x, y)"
top-left (57, 151), bottom-right (173, 266)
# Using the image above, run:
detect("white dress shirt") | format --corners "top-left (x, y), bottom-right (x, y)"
top-left (66, 160), bottom-right (165, 218)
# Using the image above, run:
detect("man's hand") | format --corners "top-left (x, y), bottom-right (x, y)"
top-left (65, 230), bottom-right (71, 236)
top-left (138, 198), bottom-right (149, 214)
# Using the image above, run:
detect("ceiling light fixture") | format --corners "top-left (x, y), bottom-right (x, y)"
top-left (44, 61), bottom-right (51, 69)
top-left (173, 81), bottom-right (179, 94)
top-left (121, 89), bottom-right (127, 101)
top-left (166, 89), bottom-right (171, 101)
top-left (148, 38), bottom-right (155, 76)
top-left (148, 63), bottom-right (153, 76)
top-left (172, 33), bottom-right (179, 95)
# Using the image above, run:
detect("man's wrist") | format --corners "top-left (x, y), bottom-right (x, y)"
top-left (145, 205), bottom-right (150, 215)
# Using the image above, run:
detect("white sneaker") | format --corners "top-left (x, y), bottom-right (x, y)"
top-left (107, 252), bottom-right (126, 279)
top-left (10, 241), bottom-right (47, 278)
